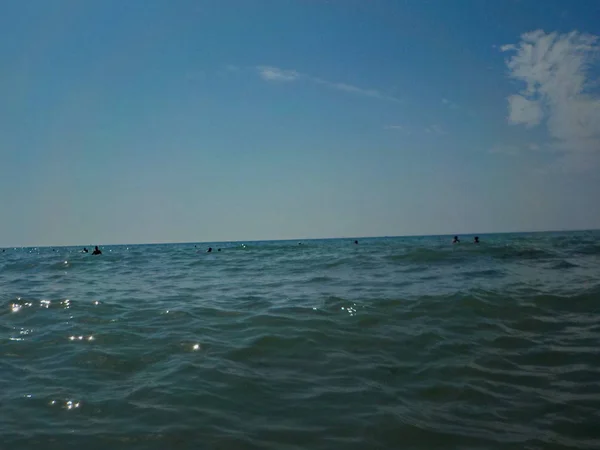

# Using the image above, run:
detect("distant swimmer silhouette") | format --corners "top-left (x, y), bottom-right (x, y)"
top-left (207, 247), bottom-right (212, 253)
top-left (218, 248), bottom-right (221, 252)
top-left (83, 248), bottom-right (89, 253)
top-left (92, 246), bottom-right (102, 255)
top-left (474, 236), bottom-right (480, 244)
top-left (452, 236), bottom-right (460, 244)
top-left (354, 240), bottom-right (358, 245)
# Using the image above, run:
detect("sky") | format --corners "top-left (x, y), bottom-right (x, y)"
top-left (1, 0), bottom-right (600, 246)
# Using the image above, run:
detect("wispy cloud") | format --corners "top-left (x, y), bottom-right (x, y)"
top-left (441, 98), bottom-right (459, 109)
top-left (384, 124), bottom-right (411, 134)
top-left (490, 142), bottom-right (555, 157)
top-left (255, 66), bottom-right (401, 103)
top-left (501, 30), bottom-right (600, 168)
top-left (424, 124), bottom-right (446, 135)
top-left (384, 124), bottom-right (445, 135)
top-left (257, 66), bottom-right (299, 82)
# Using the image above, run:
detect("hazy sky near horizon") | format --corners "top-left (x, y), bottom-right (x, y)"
top-left (1, 0), bottom-right (600, 246)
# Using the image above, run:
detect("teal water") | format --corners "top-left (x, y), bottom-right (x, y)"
top-left (1, 232), bottom-right (600, 450)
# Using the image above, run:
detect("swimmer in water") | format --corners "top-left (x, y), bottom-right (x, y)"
top-left (354, 240), bottom-right (358, 245)
top-left (452, 236), bottom-right (460, 244)
top-left (474, 236), bottom-right (480, 244)
top-left (92, 246), bottom-right (102, 255)
top-left (83, 248), bottom-right (89, 253)
top-left (207, 247), bottom-right (212, 253)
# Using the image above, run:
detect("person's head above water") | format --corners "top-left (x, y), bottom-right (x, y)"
top-left (453, 236), bottom-right (460, 243)
top-left (474, 236), bottom-right (480, 243)
top-left (354, 240), bottom-right (358, 244)
top-left (207, 247), bottom-right (212, 253)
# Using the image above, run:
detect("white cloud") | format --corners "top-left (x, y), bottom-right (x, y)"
top-left (502, 30), bottom-right (600, 159)
top-left (384, 124), bottom-right (412, 135)
top-left (441, 98), bottom-right (459, 109)
top-left (385, 124), bottom-right (445, 135)
top-left (257, 66), bottom-right (299, 82)
top-left (255, 66), bottom-right (401, 103)
top-left (507, 94), bottom-right (543, 126)
top-left (536, 152), bottom-right (600, 175)
top-left (424, 124), bottom-right (446, 135)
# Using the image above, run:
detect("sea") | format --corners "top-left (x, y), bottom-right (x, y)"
top-left (1, 231), bottom-right (600, 450)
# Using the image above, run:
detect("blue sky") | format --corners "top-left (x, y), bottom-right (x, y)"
top-left (1, 0), bottom-right (599, 246)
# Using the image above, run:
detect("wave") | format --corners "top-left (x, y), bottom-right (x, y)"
top-left (549, 259), bottom-right (579, 269)
top-left (384, 245), bottom-right (559, 265)
top-left (573, 242), bottom-right (600, 255)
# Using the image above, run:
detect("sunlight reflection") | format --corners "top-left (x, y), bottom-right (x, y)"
top-left (69, 335), bottom-right (94, 342)
top-left (341, 304), bottom-right (358, 316)
top-left (49, 399), bottom-right (82, 410)
top-left (65, 400), bottom-right (80, 410)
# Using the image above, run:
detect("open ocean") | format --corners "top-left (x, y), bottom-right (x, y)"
top-left (1, 231), bottom-right (600, 450)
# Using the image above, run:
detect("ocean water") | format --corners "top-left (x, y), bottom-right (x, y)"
top-left (1, 231), bottom-right (600, 450)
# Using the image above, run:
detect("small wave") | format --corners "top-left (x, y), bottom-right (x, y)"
top-left (387, 248), bottom-right (455, 264)
top-left (385, 244), bottom-right (561, 265)
top-left (305, 276), bottom-right (334, 284)
top-left (573, 242), bottom-right (600, 255)
top-left (461, 268), bottom-right (504, 278)
top-left (324, 258), bottom-right (354, 269)
top-left (549, 259), bottom-right (579, 270)
top-left (489, 245), bottom-right (558, 261)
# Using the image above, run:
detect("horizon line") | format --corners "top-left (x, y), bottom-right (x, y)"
top-left (2, 228), bottom-right (598, 249)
